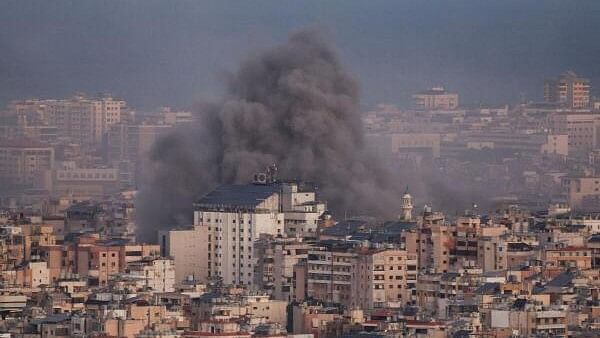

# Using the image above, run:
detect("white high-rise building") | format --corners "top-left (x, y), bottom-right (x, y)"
top-left (186, 180), bottom-right (326, 287)
top-left (280, 182), bottom-right (326, 238)
top-left (193, 183), bottom-right (284, 286)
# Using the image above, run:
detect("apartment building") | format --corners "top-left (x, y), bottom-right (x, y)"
top-left (563, 176), bottom-right (600, 210)
top-left (159, 225), bottom-right (209, 283)
top-left (545, 246), bottom-right (592, 270)
top-left (413, 87), bottom-right (459, 110)
top-left (454, 215), bottom-right (481, 269)
top-left (126, 257), bottom-right (176, 293)
top-left (46, 166), bottom-right (120, 198)
top-left (193, 183), bottom-right (284, 286)
top-left (280, 182), bottom-right (326, 238)
top-left (491, 305), bottom-right (568, 337)
top-left (417, 209), bottom-right (452, 273)
top-left (9, 95), bottom-right (126, 144)
top-left (544, 71), bottom-right (590, 109)
top-left (272, 240), bottom-right (312, 302)
top-left (303, 243), bottom-right (357, 308)
top-left (550, 111), bottom-right (600, 155)
top-left (0, 139), bottom-right (54, 186)
top-left (354, 248), bottom-right (418, 310)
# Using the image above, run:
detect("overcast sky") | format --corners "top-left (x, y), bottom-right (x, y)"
top-left (1, 0), bottom-right (599, 110)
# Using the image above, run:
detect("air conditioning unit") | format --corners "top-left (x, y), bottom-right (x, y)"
top-left (254, 173), bottom-right (267, 184)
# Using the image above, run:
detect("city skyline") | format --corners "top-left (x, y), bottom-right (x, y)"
top-left (2, 1), bottom-right (600, 110)
top-left (2, 2), bottom-right (600, 338)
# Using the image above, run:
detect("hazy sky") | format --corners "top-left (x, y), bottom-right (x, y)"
top-left (1, 0), bottom-right (599, 110)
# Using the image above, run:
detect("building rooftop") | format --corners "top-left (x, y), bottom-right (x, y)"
top-left (475, 282), bottom-right (501, 295)
top-left (546, 271), bottom-right (575, 288)
top-left (415, 87), bottom-right (454, 96)
top-left (194, 183), bottom-right (280, 211)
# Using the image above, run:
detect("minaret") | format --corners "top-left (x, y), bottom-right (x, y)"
top-left (400, 187), bottom-right (413, 221)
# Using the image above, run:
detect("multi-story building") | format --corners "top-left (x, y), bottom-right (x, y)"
top-left (367, 133), bottom-right (441, 159)
top-left (354, 248), bottom-right (418, 310)
top-left (301, 242), bottom-right (357, 308)
top-left (544, 246), bottom-right (592, 270)
top-left (416, 209), bottom-right (452, 273)
top-left (413, 87), bottom-right (459, 110)
top-left (563, 176), bottom-right (600, 210)
top-left (193, 183), bottom-right (284, 286)
top-left (45, 166), bottom-right (120, 198)
top-left (159, 225), bottom-right (209, 284)
top-left (454, 214), bottom-right (481, 269)
top-left (272, 240), bottom-right (312, 302)
top-left (126, 257), bottom-right (176, 293)
top-left (119, 243), bottom-right (161, 268)
top-left (490, 304), bottom-right (568, 337)
top-left (280, 182), bottom-right (326, 238)
top-left (15, 260), bottom-right (49, 288)
top-left (106, 122), bottom-right (172, 162)
top-left (105, 122), bottom-right (175, 187)
top-left (9, 95), bottom-right (126, 144)
top-left (541, 134), bottom-right (569, 157)
top-left (544, 71), bottom-right (590, 109)
top-left (0, 139), bottom-right (54, 186)
top-left (550, 111), bottom-right (600, 155)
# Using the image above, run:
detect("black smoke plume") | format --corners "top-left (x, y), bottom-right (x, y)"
top-left (135, 29), bottom-right (406, 242)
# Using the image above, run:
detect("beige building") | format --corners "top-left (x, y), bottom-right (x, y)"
top-left (0, 139), bottom-right (54, 186)
top-left (545, 71), bottom-right (590, 109)
top-left (541, 134), bottom-right (569, 157)
top-left (367, 133), bottom-right (441, 159)
top-left (281, 182), bottom-right (326, 238)
top-left (563, 176), bottom-right (600, 209)
top-left (159, 225), bottom-right (209, 283)
top-left (244, 294), bottom-right (288, 328)
top-left (272, 241), bottom-right (312, 302)
top-left (126, 257), bottom-right (176, 293)
top-left (416, 210), bottom-right (452, 273)
top-left (413, 87), bottom-right (459, 110)
top-left (120, 243), bottom-right (161, 267)
top-left (16, 260), bottom-right (49, 288)
top-left (303, 245), bottom-right (357, 308)
top-left (107, 123), bottom-right (173, 162)
top-left (544, 246), bottom-right (592, 270)
top-left (354, 248), bottom-right (418, 310)
top-left (550, 112), bottom-right (600, 154)
top-left (10, 94), bottom-right (126, 144)
top-left (45, 166), bottom-right (120, 198)
top-left (491, 306), bottom-right (567, 337)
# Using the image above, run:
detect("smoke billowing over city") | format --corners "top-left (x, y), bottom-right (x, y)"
top-left (136, 29), bottom-right (405, 242)
top-left (3, 2), bottom-right (600, 337)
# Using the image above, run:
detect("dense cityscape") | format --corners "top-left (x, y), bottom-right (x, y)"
top-left (2, 2), bottom-right (600, 338)
top-left (0, 68), bottom-right (599, 338)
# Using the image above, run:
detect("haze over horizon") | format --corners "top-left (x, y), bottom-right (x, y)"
top-left (2, 0), bottom-right (600, 110)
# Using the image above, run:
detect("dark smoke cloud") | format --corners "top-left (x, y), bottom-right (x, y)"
top-left (136, 29), bottom-right (405, 242)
